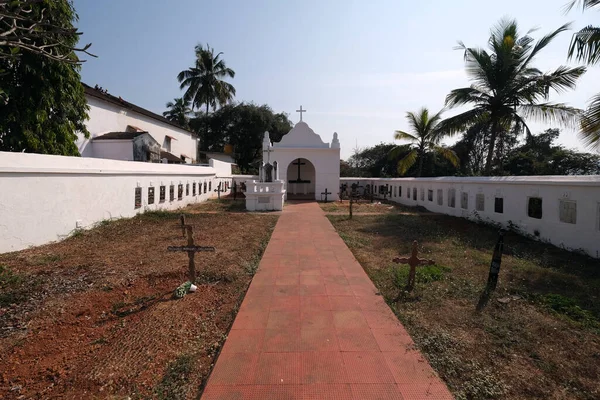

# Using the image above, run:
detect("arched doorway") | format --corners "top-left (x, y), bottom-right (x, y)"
top-left (286, 158), bottom-right (316, 200)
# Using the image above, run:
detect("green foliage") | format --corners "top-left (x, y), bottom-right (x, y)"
top-left (539, 294), bottom-right (599, 328)
top-left (0, 265), bottom-right (26, 306)
top-left (392, 107), bottom-right (459, 177)
top-left (392, 264), bottom-right (451, 289)
top-left (440, 18), bottom-right (585, 174)
top-left (163, 98), bottom-right (191, 129)
top-left (191, 103), bottom-right (292, 173)
top-left (177, 43), bottom-right (235, 114)
top-left (502, 129), bottom-right (600, 175)
top-left (0, 0), bottom-right (90, 155)
top-left (154, 354), bottom-right (195, 400)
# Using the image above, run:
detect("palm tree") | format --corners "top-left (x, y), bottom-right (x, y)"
top-left (567, 0), bottom-right (600, 151)
top-left (391, 107), bottom-right (459, 176)
top-left (439, 18), bottom-right (586, 175)
top-left (177, 43), bottom-right (236, 117)
top-left (163, 98), bottom-right (191, 128)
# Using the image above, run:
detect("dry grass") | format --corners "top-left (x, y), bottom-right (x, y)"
top-left (0, 202), bottom-right (278, 399)
top-left (327, 207), bottom-right (600, 400)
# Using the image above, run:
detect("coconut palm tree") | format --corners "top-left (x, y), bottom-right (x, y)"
top-left (163, 98), bottom-right (191, 128)
top-left (391, 107), bottom-right (459, 176)
top-left (439, 18), bottom-right (586, 175)
top-left (567, 0), bottom-right (600, 151)
top-left (177, 43), bottom-right (236, 116)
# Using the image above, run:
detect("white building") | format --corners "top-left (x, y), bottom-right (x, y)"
top-left (265, 120), bottom-right (341, 201)
top-left (77, 84), bottom-right (199, 163)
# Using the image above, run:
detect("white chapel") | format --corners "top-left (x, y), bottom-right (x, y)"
top-left (264, 108), bottom-right (340, 201)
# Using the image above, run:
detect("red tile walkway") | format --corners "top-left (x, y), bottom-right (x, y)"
top-left (202, 202), bottom-right (453, 400)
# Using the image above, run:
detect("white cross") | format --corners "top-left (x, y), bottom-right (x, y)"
top-left (296, 105), bottom-right (306, 122)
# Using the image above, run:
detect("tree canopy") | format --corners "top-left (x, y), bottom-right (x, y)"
top-left (391, 107), bottom-right (459, 176)
top-left (566, 0), bottom-right (600, 151)
top-left (0, 0), bottom-right (89, 155)
top-left (163, 98), bottom-right (191, 129)
top-left (440, 18), bottom-right (586, 174)
top-left (190, 103), bottom-right (292, 173)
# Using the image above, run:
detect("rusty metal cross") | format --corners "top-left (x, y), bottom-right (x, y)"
top-left (392, 240), bottom-right (435, 291)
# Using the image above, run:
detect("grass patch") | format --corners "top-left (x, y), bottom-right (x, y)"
top-left (154, 354), bottom-right (195, 400)
top-left (328, 209), bottom-right (600, 399)
top-left (0, 265), bottom-right (27, 307)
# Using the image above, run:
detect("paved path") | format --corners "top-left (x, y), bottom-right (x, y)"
top-left (202, 202), bottom-right (453, 399)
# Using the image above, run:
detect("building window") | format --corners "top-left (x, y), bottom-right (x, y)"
top-left (559, 200), bottom-right (577, 224)
top-left (476, 194), bottom-right (485, 211)
top-left (461, 192), bottom-right (469, 209)
top-left (428, 190), bottom-right (433, 202)
top-left (420, 188), bottom-right (425, 201)
top-left (528, 197), bottom-right (543, 219)
top-left (186, 183), bottom-right (190, 197)
top-left (494, 197), bottom-right (503, 213)
top-left (159, 186), bottom-right (166, 203)
top-left (399, 186), bottom-right (402, 197)
top-left (448, 189), bottom-right (456, 208)
top-left (170, 184), bottom-right (175, 202)
top-left (192, 182), bottom-right (196, 196)
top-left (134, 187), bottom-right (142, 209)
top-left (413, 188), bottom-right (417, 200)
top-left (407, 187), bottom-right (410, 198)
top-left (148, 187), bottom-right (155, 204)
top-left (437, 189), bottom-right (443, 206)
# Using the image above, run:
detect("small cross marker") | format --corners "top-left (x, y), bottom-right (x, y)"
top-left (392, 241), bottom-right (435, 292)
top-left (296, 105), bottom-right (306, 122)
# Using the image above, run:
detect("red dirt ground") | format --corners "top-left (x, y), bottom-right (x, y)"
top-left (0, 205), bottom-right (277, 399)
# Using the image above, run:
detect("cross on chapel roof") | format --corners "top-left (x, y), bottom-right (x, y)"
top-left (296, 105), bottom-right (306, 122)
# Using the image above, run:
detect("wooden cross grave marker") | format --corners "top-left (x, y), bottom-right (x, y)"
top-left (392, 240), bottom-right (435, 292)
top-left (349, 183), bottom-right (363, 219)
top-left (214, 181), bottom-right (223, 200)
top-left (321, 188), bottom-right (332, 203)
top-left (168, 225), bottom-right (215, 284)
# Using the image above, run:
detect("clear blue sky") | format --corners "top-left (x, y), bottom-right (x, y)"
top-left (74, 0), bottom-right (599, 159)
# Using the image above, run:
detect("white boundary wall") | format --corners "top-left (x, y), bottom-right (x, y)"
top-left (0, 152), bottom-right (232, 253)
top-left (341, 176), bottom-right (600, 258)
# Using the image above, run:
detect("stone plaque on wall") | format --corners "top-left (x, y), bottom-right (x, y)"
top-left (148, 187), bottom-right (155, 204)
top-left (192, 182), bottom-right (196, 196)
top-left (559, 200), bottom-right (577, 224)
top-left (428, 190), bottom-right (433, 202)
top-left (186, 183), bottom-right (190, 196)
top-left (448, 189), bottom-right (456, 208)
top-left (134, 187), bottom-right (142, 209)
top-left (437, 189), bottom-right (443, 206)
top-left (178, 184), bottom-right (183, 200)
top-left (170, 185), bottom-right (175, 202)
top-left (495, 197), bottom-right (503, 213)
top-left (160, 186), bottom-right (166, 203)
top-left (461, 192), bottom-right (469, 209)
top-left (476, 193), bottom-right (485, 211)
top-left (258, 197), bottom-right (270, 204)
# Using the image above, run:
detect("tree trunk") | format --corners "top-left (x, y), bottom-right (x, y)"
top-left (417, 146), bottom-right (425, 177)
top-left (484, 121), bottom-right (499, 176)
top-left (205, 102), bottom-right (210, 150)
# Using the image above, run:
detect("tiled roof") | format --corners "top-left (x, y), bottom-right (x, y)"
top-left (92, 131), bottom-right (147, 140)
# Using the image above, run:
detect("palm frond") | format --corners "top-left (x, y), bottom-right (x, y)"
top-left (437, 108), bottom-right (488, 136)
top-left (564, 0), bottom-right (600, 13)
top-left (518, 103), bottom-right (582, 129)
top-left (568, 26), bottom-right (600, 66)
top-left (445, 86), bottom-right (490, 108)
top-left (522, 23), bottom-right (571, 70)
top-left (540, 65), bottom-right (587, 95)
top-left (435, 146), bottom-right (460, 167)
top-left (397, 149), bottom-right (418, 175)
top-left (579, 93), bottom-right (600, 151)
top-left (394, 130), bottom-right (418, 142)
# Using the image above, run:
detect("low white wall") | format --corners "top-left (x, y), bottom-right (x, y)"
top-left (0, 152), bottom-right (231, 253)
top-left (341, 176), bottom-right (600, 258)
